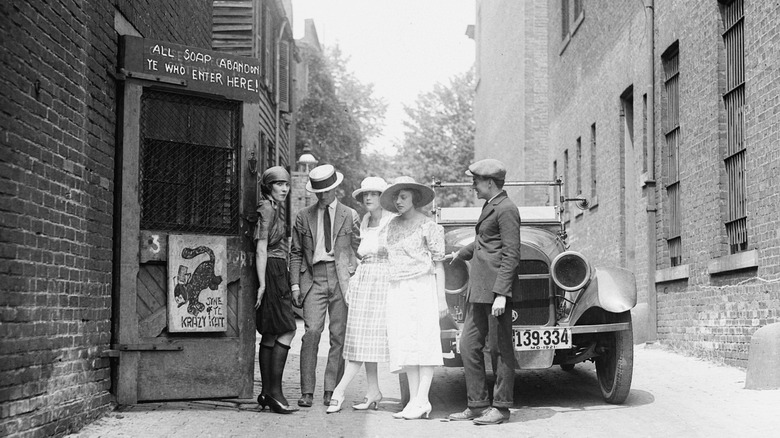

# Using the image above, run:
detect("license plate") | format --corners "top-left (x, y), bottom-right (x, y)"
top-left (513, 328), bottom-right (572, 351)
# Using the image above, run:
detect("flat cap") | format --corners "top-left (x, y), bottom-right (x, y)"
top-left (465, 158), bottom-right (507, 180)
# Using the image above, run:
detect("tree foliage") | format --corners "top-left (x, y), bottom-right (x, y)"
top-left (396, 68), bottom-right (476, 207)
top-left (295, 45), bottom-right (387, 210)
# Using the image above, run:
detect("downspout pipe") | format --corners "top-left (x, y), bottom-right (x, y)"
top-left (645, 0), bottom-right (658, 342)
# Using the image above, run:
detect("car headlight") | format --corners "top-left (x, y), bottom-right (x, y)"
top-left (550, 251), bottom-right (591, 291)
top-left (444, 258), bottom-right (469, 294)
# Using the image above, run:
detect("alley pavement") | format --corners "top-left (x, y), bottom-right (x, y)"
top-left (70, 319), bottom-right (780, 438)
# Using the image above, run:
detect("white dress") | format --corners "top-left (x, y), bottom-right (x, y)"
top-left (381, 216), bottom-right (445, 373)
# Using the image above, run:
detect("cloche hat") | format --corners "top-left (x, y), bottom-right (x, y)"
top-left (305, 164), bottom-right (344, 193)
top-left (261, 166), bottom-right (290, 186)
top-left (379, 176), bottom-right (436, 213)
top-left (352, 176), bottom-right (388, 201)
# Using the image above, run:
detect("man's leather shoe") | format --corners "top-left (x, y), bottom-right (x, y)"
top-left (472, 407), bottom-right (509, 425)
top-left (297, 393), bottom-right (313, 408)
top-left (323, 391), bottom-right (333, 406)
top-left (447, 407), bottom-right (485, 421)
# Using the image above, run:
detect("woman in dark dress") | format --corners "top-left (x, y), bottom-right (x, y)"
top-left (255, 166), bottom-right (298, 414)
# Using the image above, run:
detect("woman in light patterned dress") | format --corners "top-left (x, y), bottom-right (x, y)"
top-left (379, 176), bottom-right (447, 420)
top-left (327, 177), bottom-right (393, 414)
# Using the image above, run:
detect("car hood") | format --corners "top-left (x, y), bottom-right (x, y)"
top-left (443, 225), bottom-right (564, 262)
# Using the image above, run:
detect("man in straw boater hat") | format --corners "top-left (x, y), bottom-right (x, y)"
top-left (289, 164), bottom-right (361, 408)
top-left (446, 158), bottom-right (521, 425)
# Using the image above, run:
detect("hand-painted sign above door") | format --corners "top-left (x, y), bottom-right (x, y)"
top-left (120, 36), bottom-right (262, 102)
top-left (167, 235), bottom-right (228, 332)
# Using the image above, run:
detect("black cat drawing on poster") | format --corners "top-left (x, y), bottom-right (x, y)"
top-left (173, 246), bottom-right (222, 316)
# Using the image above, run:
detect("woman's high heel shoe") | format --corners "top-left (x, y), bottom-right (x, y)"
top-left (326, 394), bottom-right (345, 413)
top-left (402, 401), bottom-right (432, 420)
top-left (265, 394), bottom-right (298, 414)
top-left (257, 393), bottom-right (268, 410)
top-left (353, 392), bottom-right (382, 410)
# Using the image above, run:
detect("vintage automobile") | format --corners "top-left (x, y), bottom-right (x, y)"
top-left (434, 179), bottom-right (637, 404)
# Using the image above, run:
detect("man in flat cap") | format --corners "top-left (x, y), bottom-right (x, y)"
top-left (447, 158), bottom-right (521, 425)
top-left (289, 164), bottom-right (361, 408)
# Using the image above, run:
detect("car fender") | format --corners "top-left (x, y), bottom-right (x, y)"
top-left (570, 266), bottom-right (637, 325)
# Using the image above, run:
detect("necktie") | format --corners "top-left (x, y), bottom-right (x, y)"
top-left (324, 206), bottom-right (332, 253)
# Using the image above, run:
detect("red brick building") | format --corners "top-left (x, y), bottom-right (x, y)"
top-left (474, 0), bottom-right (780, 368)
top-left (472, 0), bottom-right (550, 205)
top-left (1, 1), bottom-right (298, 436)
top-left (545, 0), bottom-right (780, 367)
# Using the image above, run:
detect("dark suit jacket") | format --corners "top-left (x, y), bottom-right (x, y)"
top-left (289, 200), bottom-right (361, 299)
top-left (458, 191), bottom-right (521, 304)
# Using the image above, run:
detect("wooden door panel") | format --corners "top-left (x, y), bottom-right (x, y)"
top-left (136, 338), bottom-right (242, 401)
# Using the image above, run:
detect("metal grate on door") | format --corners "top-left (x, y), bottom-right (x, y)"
top-left (139, 90), bottom-right (241, 235)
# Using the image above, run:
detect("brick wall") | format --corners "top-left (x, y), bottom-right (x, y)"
top-left (652, 0), bottom-right (780, 367)
top-left (0, 1), bottom-right (212, 436)
top-left (474, 0), bottom-right (549, 206)
top-left (546, 0), bottom-right (780, 367)
top-left (547, 0), bottom-right (650, 282)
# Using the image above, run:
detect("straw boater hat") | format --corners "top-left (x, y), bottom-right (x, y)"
top-left (305, 164), bottom-right (344, 193)
top-left (352, 176), bottom-right (388, 202)
top-left (379, 176), bottom-right (436, 213)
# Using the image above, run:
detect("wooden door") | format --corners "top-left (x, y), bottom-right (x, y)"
top-left (113, 80), bottom-right (259, 403)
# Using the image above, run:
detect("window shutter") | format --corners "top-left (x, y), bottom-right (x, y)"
top-left (264, 5), bottom-right (273, 87)
top-left (278, 40), bottom-right (290, 112)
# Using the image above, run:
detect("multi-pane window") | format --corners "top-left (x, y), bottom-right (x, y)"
top-left (663, 44), bottom-right (682, 266)
top-left (590, 124), bottom-right (597, 200)
top-left (722, 0), bottom-right (747, 253)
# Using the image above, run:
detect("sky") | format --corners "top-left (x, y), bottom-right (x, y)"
top-left (291, 0), bottom-right (475, 154)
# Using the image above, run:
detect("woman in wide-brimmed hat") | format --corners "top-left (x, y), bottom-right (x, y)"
top-left (254, 166), bottom-right (298, 414)
top-left (378, 176), bottom-right (446, 420)
top-left (327, 177), bottom-right (393, 413)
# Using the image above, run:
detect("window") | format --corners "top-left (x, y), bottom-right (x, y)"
top-left (590, 123), bottom-right (597, 200)
top-left (663, 43), bottom-right (681, 266)
top-left (564, 149), bottom-right (570, 199)
top-left (722, 0), bottom-right (747, 253)
top-left (139, 90), bottom-right (241, 234)
top-left (576, 137), bottom-right (582, 195)
top-left (642, 93), bottom-right (648, 174)
top-left (561, 0), bottom-right (585, 46)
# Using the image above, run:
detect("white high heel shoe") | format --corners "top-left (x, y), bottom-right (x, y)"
top-left (353, 392), bottom-right (382, 410)
top-left (402, 401), bottom-right (432, 420)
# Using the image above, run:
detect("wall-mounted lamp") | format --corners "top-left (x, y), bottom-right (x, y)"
top-left (248, 150), bottom-right (258, 175)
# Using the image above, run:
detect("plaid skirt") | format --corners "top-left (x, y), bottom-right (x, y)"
top-left (343, 256), bottom-right (390, 362)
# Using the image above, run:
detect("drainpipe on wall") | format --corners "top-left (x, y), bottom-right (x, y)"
top-left (645, 0), bottom-right (658, 342)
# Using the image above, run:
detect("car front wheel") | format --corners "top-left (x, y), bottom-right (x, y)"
top-left (595, 312), bottom-right (633, 404)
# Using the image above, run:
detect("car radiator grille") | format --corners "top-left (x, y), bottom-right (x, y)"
top-left (512, 276), bottom-right (552, 326)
